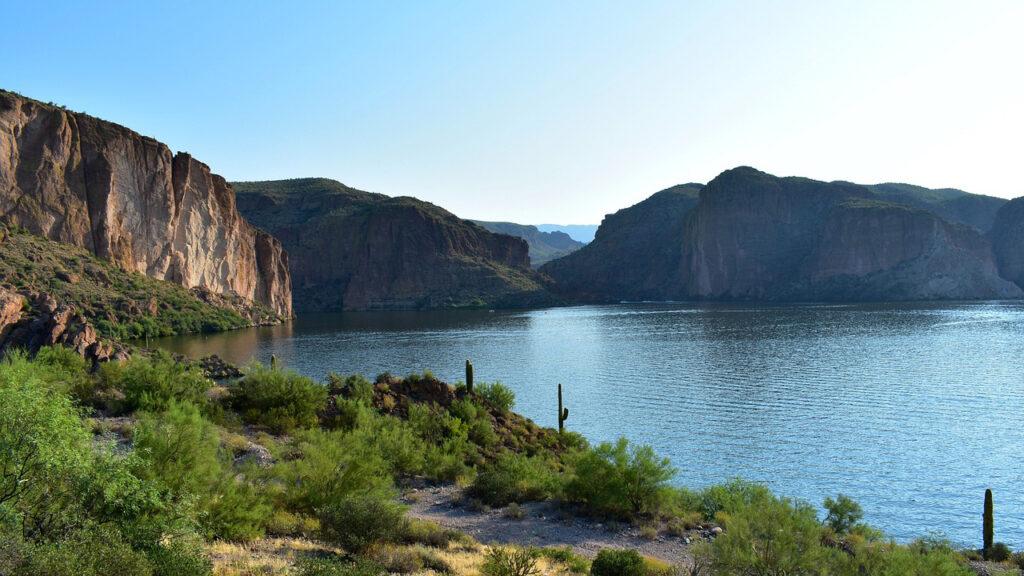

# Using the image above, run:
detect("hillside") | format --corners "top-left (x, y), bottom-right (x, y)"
top-left (234, 178), bottom-right (556, 311)
top-left (471, 220), bottom-right (584, 267)
top-left (544, 168), bottom-right (1020, 302)
top-left (0, 89), bottom-right (292, 317)
top-left (536, 224), bottom-right (599, 244)
top-left (0, 225), bottom-right (279, 362)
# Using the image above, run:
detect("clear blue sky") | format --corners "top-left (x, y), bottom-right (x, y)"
top-left (3, 1), bottom-right (1022, 223)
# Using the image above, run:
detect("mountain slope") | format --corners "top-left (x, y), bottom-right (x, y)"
top-left (234, 179), bottom-right (555, 311)
top-left (536, 224), bottom-right (599, 244)
top-left (471, 221), bottom-right (583, 267)
top-left (0, 89), bottom-right (291, 316)
top-left (541, 184), bottom-right (702, 301)
top-left (545, 167), bottom-right (1019, 302)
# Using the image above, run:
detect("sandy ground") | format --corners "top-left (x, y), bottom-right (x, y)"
top-left (403, 483), bottom-right (696, 566)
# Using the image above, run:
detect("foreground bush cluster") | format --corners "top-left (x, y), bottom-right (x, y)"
top-left (0, 347), bottom-right (1016, 575)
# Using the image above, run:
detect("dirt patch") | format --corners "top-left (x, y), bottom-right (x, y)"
top-left (403, 483), bottom-right (698, 566)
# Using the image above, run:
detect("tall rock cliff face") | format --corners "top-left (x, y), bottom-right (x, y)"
top-left (541, 184), bottom-right (701, 302)
top-left (0, 90), bottom-right (291, 317)
top-left (234, 178), bottom-right (554, 311)
top-left (545, 167), bottom-right (1019, 302)
top-left (990, 197), bottom-right (1024, 291)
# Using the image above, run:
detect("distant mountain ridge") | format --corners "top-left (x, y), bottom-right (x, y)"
top-left (470, 221), bottom-right (583, 267)
top-left (543, 167), bottom-right (1022, 303)
top-left (535, 224), bottom-right (599, 244)
top-left (234, 178), bottom-right (556, 311)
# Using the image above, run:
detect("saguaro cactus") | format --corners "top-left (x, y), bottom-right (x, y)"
top-left (558, 383), bottom-right (569, 433)
top-left (983, 488), bottom-right (994, 553)
top-left (466, 359), bottom-right (474, 393)
top-left (270, 354), bottom-right (279, 371)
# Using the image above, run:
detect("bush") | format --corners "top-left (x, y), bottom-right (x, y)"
top-left (318, 494), bottom-right (408, 553)
top-left (822, 494), bottom-right (863, 535)
top-left (146, 541), bottom-right (212, 576)
top-left (590, 548), bottom-right (644, 576)
top-left (985, 542), bottom-right (1012, 562)
top-left (278, 429), bottom-right (394, 514)
top-left (477, 382), bottom-right (515, 412)
top-left (98, 352), bottom-right (210, 414)
top-left (699, 479), bottom-right (773, 520)
top-left (470, 452), bottom-right (561, 506)
top-left (565, 438), bottom-right (676, 519)
top-left (481, 547), bottom-right (540, 576)
top-left (16, 527), bottom-right (154, 576)
top-left (297, 557), bottom-right (385, 576)
top-left (229, 365), bottom-right (327, 433)
top-left (532, 547), bottom-right (590, 574)
top-left (709, 497), bottom-right (828, 576)
top-left (401, 518), bottom-right (466, 548)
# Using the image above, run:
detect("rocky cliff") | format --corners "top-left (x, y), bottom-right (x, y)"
top-left (0, 90), bottom-right (291, 317)
top-left (234, 178), bottom-right (555, 311)
top-left (541, 184), bottom-right (702, 302)
top-left (989, 197), bottom-right (1024, 292)
top-left (545, 167), bottom-right (1020, 302)
top-left (471, 220), bottom-right (583, 267)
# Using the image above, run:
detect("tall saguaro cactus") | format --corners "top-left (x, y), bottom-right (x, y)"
top-left (465, 359), bottom-right (474, 393)
top-left (558, 383), bottom-right (569, 433)
top-left (983, 488), bottom-right (994, 553)
top-left (270, 354), bottom-right (279, 371)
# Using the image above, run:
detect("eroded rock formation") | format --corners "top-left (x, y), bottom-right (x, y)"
top-left (0, 90), bottom-right (291, 316)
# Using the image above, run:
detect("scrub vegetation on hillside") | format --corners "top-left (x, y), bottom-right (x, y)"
top-left (0, 348), bottom-right (1018, 575)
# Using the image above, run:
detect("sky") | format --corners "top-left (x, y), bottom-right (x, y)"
top-left (2, 1), bottom-right (1022, 224)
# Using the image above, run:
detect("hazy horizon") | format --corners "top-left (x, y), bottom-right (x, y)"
top-left (3, 1), bottom-right (1022, 223)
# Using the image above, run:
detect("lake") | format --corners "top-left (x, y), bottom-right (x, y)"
top-left (153, 302), bottom-right (1024, 547)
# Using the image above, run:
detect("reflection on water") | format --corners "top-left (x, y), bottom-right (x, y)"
top-left (152, 302), bottom-right (1024, 547)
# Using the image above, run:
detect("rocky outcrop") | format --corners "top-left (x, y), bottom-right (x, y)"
top-left (0, 90), bottom-right (291, 317)
top-left (0, 289), bottom-right (127, 364)
top-left (989, 197), bottom-right (1024, 291)
top-left (541, 184), bottom-right (702, 302)
top-left (471, 220), bottom-right (583, 267)
top-left (545, 167), bottom-right (1019, 302)
top-left (234, 178), bottom-right (555, 311)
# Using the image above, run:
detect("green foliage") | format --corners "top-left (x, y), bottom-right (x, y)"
top-left (13, 527), bottom-right (154, 576)
top-left (146, 540), bottom-right (212, 576)
top-left (132, 402), bottom-right (270, 540)
top-left (532, 547), bottom-right (590, 574)
top-left (823, 494), bottom-right (864, 535)
top-left (590, 548), bottom-right (644, 576)
top-left (470, 452), bottom-right (561, 506)
top-left (98, 353), bottom-right (211, 414)
top-left (229, 365), bottom-right (327, 433)
top-left (0, 227), bottom-right (274, 341)
top-left (297, 557), bottom-right (386, 576)
top-left (985, 542), bottom-right (1011, 562)
top-left (565, 438), bottom-right (676, 519)
top-left (317, 495), bottom-right (408, 553)
top-left (477, 381), bottom-right (515, 412)
top-left (277, 429), bottom-right (394, 514)
top-left (710, 497), bottom-right (827, 576)
top-left (698, 478), bottom-right (773, 520)
top-left (481, 547), bottom-right (540, 576)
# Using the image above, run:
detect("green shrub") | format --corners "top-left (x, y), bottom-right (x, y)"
top-left (99, 352), bottom-right (210, 414)
top-left (401, 518), bottom-right (466, 548)
top-left (16, 527), bottom-right (154, 576)
top-left (477, 382), bottom-right (515, 412)
top-left (297, 557), bottom-right (385, 576)
top-left (146, 540), bottom-right (212, 576)
top-left (532, 547), bottom-right (590, 574)
top-left (823, 494), bottom-right (864, 535)
top-left (565, 438), bottom-right (676, 519)
top-left (328, 373), bottom-right (374, 404)
top-left (699, 478), bottom-right (773, 520)
top-left (469, 452), bottom-right (561, 506)
top-left (229, 365), bottom-right (327, 433)
top-left (317, 494), bottom-right (408, 553)
top-left (709, 497), bottom-right (828, 576)
top-left (985, 542), bottom-right (1012, 562)
top-left (590, 548), bottom-right (644, 576)
top-left (481, 547), bottom-right (540, 576)
top-left (278, 429), bottom-right (394, 514)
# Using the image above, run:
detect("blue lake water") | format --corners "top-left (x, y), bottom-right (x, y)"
top-left (154, 302), bottom-right (1024, 547)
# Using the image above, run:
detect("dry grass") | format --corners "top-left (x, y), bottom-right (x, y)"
top-left (207, 537), bottom-right (334, 575)
top-left (205, 536), bottom-right (584, 576)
